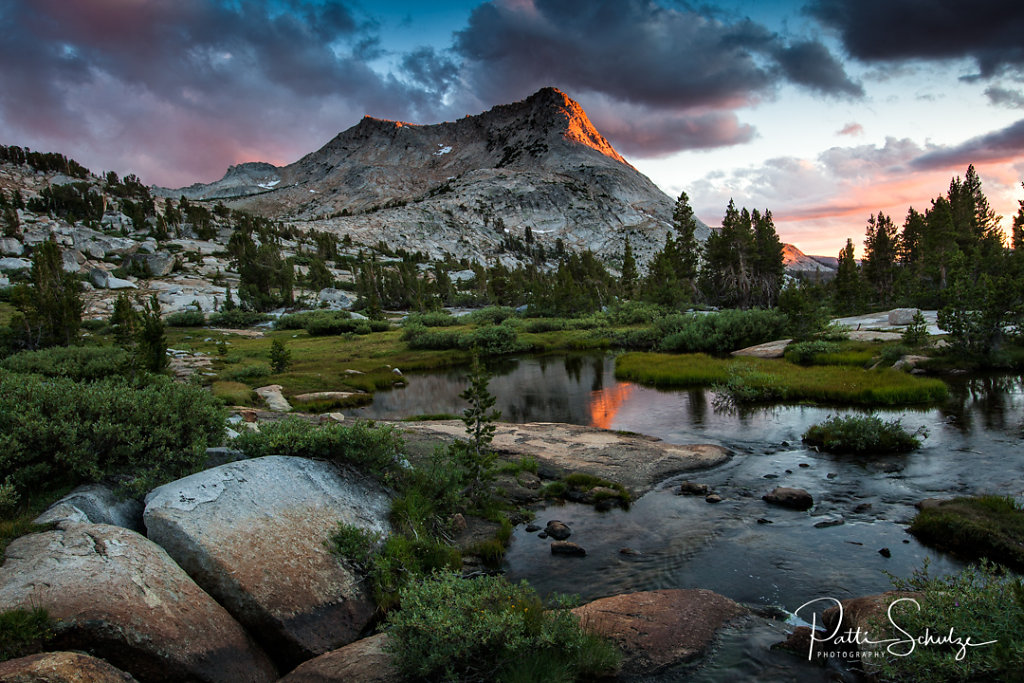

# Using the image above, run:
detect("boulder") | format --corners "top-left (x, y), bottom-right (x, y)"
top-left (0, 257), bottom-right (31, 272)
top-left (278, 633), bottom-right (400, 683)
top-left (60, 248), bottom-right (81, 273)
top-left (821, 591), bottom-right (922, 665)
top-left (731, 338), bottom-right (792, 358)
top-left (294, 391), bottom-right (359, 403)
top-left (34, 483), bottom-right (144, 532)
top-left (550, 541), bottom-right (586, 556)
top-left (677, 480), bottom-right (710, 496)
top-left (144, 456), bottom-right (391, 670)
top-left (0, 652), bottom-right (138, 682)
top-left (544, 520), bottom-right (572, 540)
top-left (0, 524), bottom-right (276, 683)
top-left (123, 252), bottom-right (177, 277)
top-left (254, 384), bottom-right (291, 412)
top-left (763, 487), bottom-right (814, 511)
top-left (317, 288), bottom-right (355, 309)
top-left (888, 308), bottom-right (920, 326)
top-left (0, 237), bottom-right (22, 256)
top-left (572, 589), bottom-right (746, 676)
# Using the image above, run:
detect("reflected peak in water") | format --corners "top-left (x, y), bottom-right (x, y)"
top-left (589, 382), bottom-right (635, 430)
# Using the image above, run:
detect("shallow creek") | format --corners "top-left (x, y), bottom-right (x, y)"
top-left (352, 353), bottom-right (1024, 680)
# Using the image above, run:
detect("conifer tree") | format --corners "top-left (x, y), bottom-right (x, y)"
top-left (671, 191), bottom-right (700, 285)
top-left (136, 295), bottom-right (168, 373)
top-left (10, 239), bottom-right (81, 348)
top-left (1013, 182), bottom-right (1024, 252)
top-left (832, 238), bottom-right (863, 314)
top-left (863, 212), bottom-right (898, 307)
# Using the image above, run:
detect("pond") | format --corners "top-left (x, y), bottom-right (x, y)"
top-left (351, 353), bottom-right (1024, 680)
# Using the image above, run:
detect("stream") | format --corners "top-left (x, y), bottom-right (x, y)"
top-left (351, 353), bottom-right (1024, 680)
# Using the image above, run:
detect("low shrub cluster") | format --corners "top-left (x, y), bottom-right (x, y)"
top-left (0, 345), bottom-right (131, 380)
top-left (802, 414), bottom-right (926, 453)
top-left (402, 311), bottom-right (458, 327)
top-left (385, 571), bottom-right (620, 682)
top-left (207, 309), bottom-right (270, 328)
top-left (164, 310), bottom-right (206, 327)
top-left (656, 309), bottom-right (789, 354)
top-left (464, 306), bottom-right (517, 325)
top-left (0, 372), bottom-right (225, 494)
top-left (784, 340), bottom-right (841, 366)
top-left (233, 417), bottom-right (402, 477)
top-left (403, 322), bottom-right (522, 355)
top-left (871, 561), bottom-right (1024, 681)
top-left (275, 310), bottom-right (389, 336)
top-left (909, 496), bottom-right (1024, 571)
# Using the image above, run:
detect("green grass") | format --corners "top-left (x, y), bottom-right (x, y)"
top-left (0, 607), bottom-right (55, 663)
top-left (0, 302), bottom-right (14, 327)
top-left (909, 496), bottom-right (1024, 570)
top-left (211, 380), bottom-right (257, 406)
top-left (803, 415), bottom-right (926, 453)
top-left (616, 352), bottom-right (948, 406)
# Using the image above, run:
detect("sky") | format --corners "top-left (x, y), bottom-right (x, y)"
top-left (2, 0), bottom-right (1023, 256)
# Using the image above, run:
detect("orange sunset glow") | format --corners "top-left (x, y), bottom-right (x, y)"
top-left (588, 382), bottom-right (635, 430)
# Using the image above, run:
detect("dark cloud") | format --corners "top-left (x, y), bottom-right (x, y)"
top-left (0, 0), bottom-right (447, 185)
top-left (911, 119), bottom-right (1024, 170)
top-left (806, 0), bottom-right (1024, 78)
top-left (455, 0), bottom-right (861, 108)
top-left (401, 47), bottom-right (460, 97)
top-left (985, 86), bottom-right (1024, 109)
top-left (450, 0), bottom-right (860, 155)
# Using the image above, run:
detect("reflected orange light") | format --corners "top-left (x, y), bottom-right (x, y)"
top-left (589, 382), bottom-right (635, 430)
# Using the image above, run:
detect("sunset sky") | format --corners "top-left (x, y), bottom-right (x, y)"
top-left (2, 0), bottom-right (1023, 256)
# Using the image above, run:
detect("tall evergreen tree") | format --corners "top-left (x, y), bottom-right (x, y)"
top-left (751, 209), bottom-right (785, 307)
top-left (1013, 182), bottom-right (1024, 252)
top-left (620, 237), bottom-right (638, 299)
top-left (832, 238), bottom-right (863, 314)
top-left (863, 212), bottom-right (898, 307)
top-left (671, 191), bottom-right (701, 285)
top-left (10, 239), bottom-right (81, 348)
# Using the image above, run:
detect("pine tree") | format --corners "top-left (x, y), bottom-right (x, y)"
top-left (671, 191), bottom-right (700, 285)
top-left (458, 355), bottom-right (500, 505)
top-left (269, 338), bottom-right (291, 374)
top-left (863, 212), bottom-right (898, 307)
top-left (11, 239), bottom-right (81, 348)
top-left (1013, 182), bottom-right (1024, 252)
top-left (751, 209), bottom-right (784, 307)
top-left (620, 237), bottom-right (638, 299)
top-left (136, 295), bottom-right (168, 373)
top-left (109, 292), bottom-right (139, 349)
top-left (832, 238), bottom-right (863, 315)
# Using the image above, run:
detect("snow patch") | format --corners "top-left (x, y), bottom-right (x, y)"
top-left (434, 144), bottom-right (453, 156)
top-left (257, 179), bottom-right (280, 189)
top-left (309, 189), bottom-right (317, 193)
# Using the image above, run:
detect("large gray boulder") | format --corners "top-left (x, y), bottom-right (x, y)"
top-left (0, 257), bottom-right (30, 272)
top-left (888, 308), bottom-right (920, 326)
top-left (123, 252), bottom-right (177, 277)
top-left (144, 456), bottom-right (391, 670)
top-left (317, 287), bottom-right (355, 309)
top-left (0, 237), bottom-right (22, 256)
top-left (90, 267), bottom-right (137, 290)
top-left (34, 483), bottom-right (144, 532)
top-left (572, 589), bottom-right (747, 677)
top-left (0, 524), bottom-right (276, 683)
top-left (0, 651), bottom-right (138, 682)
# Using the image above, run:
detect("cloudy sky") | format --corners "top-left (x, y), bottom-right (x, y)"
top-left (2, 0), bottom-right (1023, 256)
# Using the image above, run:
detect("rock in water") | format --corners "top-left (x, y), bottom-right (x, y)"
top-left (144, 456), bottom-right (392, 670)
top-left (544, 520), bottom-right (572, 540)
top-left (572, 589), bottom-right (746, 676)
top-left (550, 541), bottom-right (587, 556)
top-left (762, 487), bottom-right (814, 511)
top-left (278, 633), bottom-right (400, 683)
top-left (0, 652), bottom-right (138, 682)
top-left (0, 524), bottom-right (276, 683)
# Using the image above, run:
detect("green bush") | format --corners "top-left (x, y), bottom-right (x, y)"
top-left (871, 561), bottom-right (1024, 681)
top-left (909, 496), bottom-right (1024, 571)
top-left (403, 322), bottom-right (521, 355)
top-left (0, 345), bottom-right (132, 380)
top-left (0, 373), bottom-right (225, 494)
top-left (465, 306), bottom-right (516, 325)
top-left (233, 417), bottom-right (402, 476)
top-left (469, 323), bottom-right (521, 355)
top-left (275, 310), bottom-right (349, 330)
top-left (165, 310), bottom-right (206, 327)
top-left (329, 523), bottom-right (385, 573)
top-left (0, 607), bottom-right (54, 662)
top-left (403, 311), bottom-right (457, 327)
top-left (207, 309), bottom-right (270, 328)
top-left (901, 311), bottom-right (931, 347)
top-left (275, 310), bottom-right (387, 335)
top-left (385, 571), bottom-right (620, 682)
top-left (657, 309), bottom-right (789, 354)
top-left (802, 415), bottom-right (926, 453)
top-left (784, 340), bottom-right (840, 366)
top-left (879, 343), bottom-right (912, 367)
top-left (605, 300), bottom-right (664, 325)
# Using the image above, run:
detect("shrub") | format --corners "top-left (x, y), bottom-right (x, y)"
top-left (275, 310), bottom-right (349, 330)
top-left (165, 310), bottom-right (206, 327)
top-left (403, 311), bottom-right (457, 327)
top-left (0, 481), bottom-right (19, 516)
top-left (901, 311), bottom-right (931, 346)
top-left (909, 496), bottom-right (1024, 570)
top-left (233, 417), bottom-right (402, 476)
top-left (329, 522), bottom-right (385, 573)
top-left (605, 300), bottom-right (664, 326)
top-left (207, 309), bottom-right (270, 328)
top-left (465, 306), bottom-right (516, 325)
top-left (802, 415), bottom-right (926, 453)
top-left (0, 345), bottom-right (131, 380)
top-left (870, 561), bottom-right (1024, 681)
top-left (469, 323), bottom-right (521, 355)
top-left (656, 309), bottom-right (789, 354)
top-left (269, 338), bottom-right (291, 373)
top-left (0, 373), bottom-right (225, 494)
top-left (879, 343), bottom-right (912, 367)
top-left (784, 340), bottom-right (840, 366)
top-left (0, 607), bottom-right (54, 663)
top-left (385, 571), bottom-right (620, 682)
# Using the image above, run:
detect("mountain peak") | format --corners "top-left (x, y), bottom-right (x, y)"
top-left (515, 87), bottom-right (628, 166)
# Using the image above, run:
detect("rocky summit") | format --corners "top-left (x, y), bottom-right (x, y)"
top-left (161, 87), bottom-right (710, 264)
